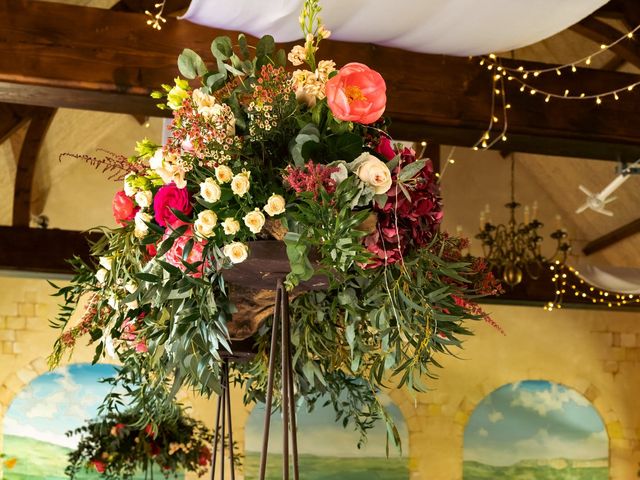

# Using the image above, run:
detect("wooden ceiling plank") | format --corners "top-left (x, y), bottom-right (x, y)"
top-left (2, 1), bottom-right (640, 160)
top-left (12, 107), bottom-right (56, 227)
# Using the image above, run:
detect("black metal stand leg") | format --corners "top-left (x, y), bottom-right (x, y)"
top-left (259, 284), bottom-right (282, 480)
top-left (211, 359), bottom-right (236, 480)
top-left (259, 279), bottom-right (299, 480)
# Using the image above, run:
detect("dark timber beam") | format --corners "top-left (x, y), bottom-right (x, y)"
top-left (111, 0), bottom-right (192, 15)
top-left (0, 103), bottom-right (32, 144)
top-left (12, 107), bottom-right (56, 227)
top-left (2, 0), bottom-right (640, 160)
top-left (571, 17), bottom-right (640, 70)
top-left (0, 227), bottom-right (100, 275)
top-left (0, 226), bottom-right (636, 310)
top-left (583, 218), bottom-right (640, 255)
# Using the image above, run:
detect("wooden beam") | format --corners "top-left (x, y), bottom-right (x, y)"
top-left (583, 217), bottom-right (640, 255)
top-left (0, 103), bottom-right (31, 144)
top-left (3, 1), bottom-right (640, 160)
top-left (0, 227), bottom-right (100, 275)
top-left (571, 17), bottom-right (640, 70)
top-left (111, 0), bottom-right (192, 15)
top-left (12, 107), bottom-right (56, 226)
top-left (601, 55), bottom-right (626, 72)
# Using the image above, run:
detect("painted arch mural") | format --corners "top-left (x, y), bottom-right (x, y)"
top-left (463, 380), bottom-right (608, 479)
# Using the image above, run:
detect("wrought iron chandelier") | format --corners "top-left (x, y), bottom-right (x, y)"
top-left (476, 155), bottom-right (571, 288)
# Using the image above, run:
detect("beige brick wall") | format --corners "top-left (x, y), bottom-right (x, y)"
top-left (1, 275), bottom-right (639, 479)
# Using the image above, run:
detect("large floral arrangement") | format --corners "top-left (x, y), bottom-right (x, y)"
top-left (66, 410), bottom-right (213, 478)
top-left (50, 0), bottom-right (500, 450)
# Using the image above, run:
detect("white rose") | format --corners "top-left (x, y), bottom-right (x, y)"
top-left (215, 165), bottom-right (233, 184)
top-left (194, 210), bottom-right (217, 238)
top-left (222, 217), bottom-right (241, 235)
top-left (243, 209), bottom-right (266, 234)
top-left (135, 190), bottom-right (153, 208)
top-left (352, 153), bottom-right (392, 194)
top-left (223, 242), bottom-right (249, 264)
top-left (263, 194), bottom-right (286, 217)
top-left (198, 103), bottom-right (224, 120)
top-left (99, 256), bottom-right (112, 271)
top-left (124, 172), bottom-right (137, 197)
top-left (107, 294), bottom-right (118, 310)
top-left (200, 178), bottom-right (222, 203)
top-left (192, 88), bottom-right (217, 109)
top-left (231, 172), bottom-right (251, 197)
top-left (134, 211), bottom-right (152, 238)
top-left (95, 268), bottom-right (108, 284)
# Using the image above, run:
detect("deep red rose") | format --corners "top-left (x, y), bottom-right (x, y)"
top-left (198, 446), bottom-right (211, 466)
top-left (153, 183), bottom-right (192, 228)
top-left (112, 190), bottom-right (138, 226)
top-left (91, 460), bottom-right (106, 473)
top-left (376, 136), bottom-right (396, 160)
top-left (145, 243), bottom-right (158, 258)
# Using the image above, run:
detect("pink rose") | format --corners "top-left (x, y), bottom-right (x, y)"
top-left (153, 183), bottom-right (193, 228)
top-left (112, 190), bottom-right (138, 226)
top-left (325, 62), bottom-right (386, 124)
top-left (163, 226), bottom-right (206, 276)
top-left (135, 340), bottom-right (148, 353)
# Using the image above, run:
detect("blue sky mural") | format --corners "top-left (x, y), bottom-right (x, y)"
top-left (464, 380), bottom-right (608, 472)
top-left (4, 363), bottom-right (116, 449)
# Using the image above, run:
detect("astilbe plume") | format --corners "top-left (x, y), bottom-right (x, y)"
top-left (283, 160), bottom-right (339, 199)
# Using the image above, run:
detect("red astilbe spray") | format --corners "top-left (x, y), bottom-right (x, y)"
top-left (283, 160), bottom-right (340, 199)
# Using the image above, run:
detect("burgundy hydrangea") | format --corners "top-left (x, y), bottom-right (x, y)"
top-left (363, 141), bottom-right (443, 268)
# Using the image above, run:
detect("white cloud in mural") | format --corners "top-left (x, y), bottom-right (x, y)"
top-left (465, 428), bottom-right (608, 466)
top-left (3, 417), bottom-right (78, 449)
top-left (511, 383), bottom-right (589, 416)
top-left (478, 428), bottom-right (489, 437)
top-left (26, 391), bottom-right (66, 419)
top-left (488, 410), bottom-right (503, 423)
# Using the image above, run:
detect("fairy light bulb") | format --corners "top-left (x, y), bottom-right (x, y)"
top-left (564, 89), bottom-right (569, 97)
top-left (586, 57), bottom-right (592, 65)
top-left (545, 95), bottom-right (550, 102)
top-left (571, 65), bottom-right (577, 72)
top-left (614, 92), bottom-right (619, 100)
top-left (596, 96), bottom-right (602, 105)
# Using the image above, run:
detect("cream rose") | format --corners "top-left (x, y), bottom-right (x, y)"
top-left (125, 281), bottom-right (138, 294)
top-left (353, 153), bottom-right (392, 194)
top-left (194, 210), bottom-right (217, 238)
top-left (222, 217), bottom-right (241, 235)
top-left (263, 194), bottom-right (286, 217)
top-left (200, 178), bottom-right (222, 203)
top-left (243, 209), bottom-right (266, 234)
top-left (135, 190), bottom-right (153, 209)
top-left (192, 88), bottom-right (217, 109)
top-left (231, 171), bottom-right (251, 197)
top-left (223, 242), bottom-right (249, 264)
top-left (149, 149), bottom-right (163, 170)
top-left (215, 165), bottom-right (233, 184)
top-left (134, 211), bottom-right (152, 238)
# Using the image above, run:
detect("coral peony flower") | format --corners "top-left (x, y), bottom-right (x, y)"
top-left (325, 63), bottom-right (386, 124)
top-left (112, 190), bottom-right (138, 226)
top-left (153, 183), bottom-right (193, 228)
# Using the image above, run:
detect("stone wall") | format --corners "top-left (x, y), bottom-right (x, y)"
top-left (0, 275), bottom-right (639, 479)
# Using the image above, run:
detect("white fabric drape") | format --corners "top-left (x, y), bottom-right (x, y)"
top-left (570, 261), bottom-right (640, 295)
top-left (181, 0), bottom-right (607, 56)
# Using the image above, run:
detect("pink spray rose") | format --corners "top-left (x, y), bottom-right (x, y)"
top-left (112, 190), bottom-right (138, 226)
top-left (325, 62), bottom-right (386, 124)
top-left (163, 225), bottom-right (206, 276)
top-left (153, 183), bottom-right (193, 228)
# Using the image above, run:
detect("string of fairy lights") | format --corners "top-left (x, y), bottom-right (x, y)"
top-left (546, 261), bottom-right (640, 311)
top-left (472, 22), bottom-right (640, 151)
